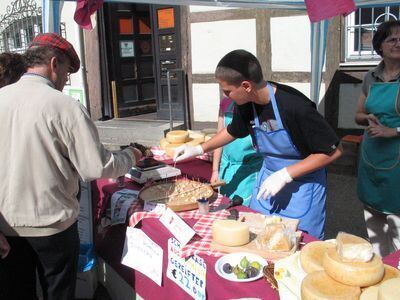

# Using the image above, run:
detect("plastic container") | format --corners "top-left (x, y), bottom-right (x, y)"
top-left (197, 197), bottom-right (209, 215)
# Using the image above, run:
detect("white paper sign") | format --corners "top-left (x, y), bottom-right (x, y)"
top-left (159, 208), bottom-right (196, 246)
top-left (121, 227), bottom-right (163, 286)
top-left (111, 189), bottom-right (139, 225)
top-left (167, 238), bottom-right (206, 300)
top-left (144, 201), bottom-right (166, 214)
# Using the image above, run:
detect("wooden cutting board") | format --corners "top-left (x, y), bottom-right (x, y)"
top-left (210, 213), bottom-right (301, 261)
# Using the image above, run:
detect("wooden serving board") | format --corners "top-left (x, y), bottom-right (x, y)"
top-left (211, 213), bottom-right (301, 261)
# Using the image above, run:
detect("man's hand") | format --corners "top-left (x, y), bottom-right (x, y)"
top-left (257, 168), bottom-right (293, 200)
top-left (0, 233), bottom-right (10, 259)
top-left (173, 144), bottom-right (203, 162)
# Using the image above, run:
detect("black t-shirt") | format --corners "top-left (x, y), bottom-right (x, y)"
top-left (227, 82), bottom-right (339, 158)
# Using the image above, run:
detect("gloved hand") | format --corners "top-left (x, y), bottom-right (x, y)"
top-left (173, 144), bottom-right (204, 162)
top-left (257, 168), bottom-right (293, 200)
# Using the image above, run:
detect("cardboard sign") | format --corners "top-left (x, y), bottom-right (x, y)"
top-left (159, 208), bottom-right (196, 246)
top-left (111, 189), bottom-right (139, 225)
top-left (121, 227), bottom-right (163, 286)
top-left (167, 238), bottom-right (206, 300)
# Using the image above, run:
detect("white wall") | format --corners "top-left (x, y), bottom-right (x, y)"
top-left (192, 83), bottom-right (220, 122)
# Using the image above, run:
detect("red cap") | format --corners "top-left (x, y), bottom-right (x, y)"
top-left (29, 33), bottom-right (80, 73)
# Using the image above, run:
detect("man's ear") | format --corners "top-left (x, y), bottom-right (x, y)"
top-left (49, 56), bottom-right (58, 73)
top-left (241, 81), bottom-right (252, 93)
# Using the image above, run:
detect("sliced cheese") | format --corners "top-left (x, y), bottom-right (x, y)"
top-left (360, 286), bottom-right (379, 300)
top-left (300, 241), bottom-right (336, 273)
top-left (301, 271), bottom-right (361, 300)
top-left (378, 278), bottom-right (400, 300)
top-left (166, 130), bottom-right (189, 144)
top-left (212, 220), bottom-right (249, 246)
top-left (164, 142), bottom-right (184, 158)
top-left (160, 138), bottom-right (169, 150)
top-left (323, 247), bottom-right (384, 287)
top-left (336, 232), bottom-right (373, 262)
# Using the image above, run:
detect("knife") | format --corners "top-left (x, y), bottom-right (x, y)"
top-left (210, 195), bottom-right (244, 212)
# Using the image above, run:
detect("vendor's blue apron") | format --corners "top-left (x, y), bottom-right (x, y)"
top-left (249, 83), bottom-right (327, 239)
top-left (219, 102), bottom-right (263, 206)
top-left (358, 81), bottom-right (400, 213)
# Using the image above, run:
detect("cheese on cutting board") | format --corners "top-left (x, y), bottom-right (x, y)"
top-left (301, 271), bottom-right (361, 300)
top-left (212, 220), bottom-right (249, 246)
top-left (336, 232), bottom-right (373, 262)
top-left (360, 286), bottom-right (379, 300)
top-left (323, 247), bottom-right (384, 287)
top-left (300, 241), bottom-right (336, 273)
top-left (378, 278), bottom-right (400, 300)
top-left (166, 130), bottom-right (189, 144)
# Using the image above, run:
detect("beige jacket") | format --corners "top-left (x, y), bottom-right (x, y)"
top-left (0, 74), bottom-right (135, 237)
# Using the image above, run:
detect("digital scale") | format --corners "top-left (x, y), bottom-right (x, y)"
top-left (125, 158), bottom-right (181, 184)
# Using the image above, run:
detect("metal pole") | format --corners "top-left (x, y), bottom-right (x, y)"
top-left (167, 70), bottom-right (173, 132)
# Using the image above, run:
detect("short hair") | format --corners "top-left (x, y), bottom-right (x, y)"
top-left (0, 52), bottom-right (26, 88)
top-left (215, 49), bottom-right (264, 86)
top-left (373, 20), bottom-right (400, 56)
top-left (24, 46), bottom-right (68, 70)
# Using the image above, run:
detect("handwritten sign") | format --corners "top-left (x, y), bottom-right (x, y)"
top-left (159, 208), bottom-right (196, 246)
top-left (111, 189), bottom-right (139, 225)
top-left (121, 227), bottom-right (163, 286)
top-left (167, 238), bottom-right (206, 300)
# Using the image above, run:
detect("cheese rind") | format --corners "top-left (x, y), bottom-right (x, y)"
top-left (360, 286), bottom-right (379, 300)
top-left (323, 247), bottom-right (384, 287)
top-left (300, 241), bottom-right (336, 273)
top-left (301, 271), bottom-right (361, 300)
top-left (378, 278), bottom-right (400, 300)
top-left (371, 264), bottom-right (400, 288)
top-left (212, 220), bottom-right (249, 246)
top-left (336, 232), bottom-right (373, 262)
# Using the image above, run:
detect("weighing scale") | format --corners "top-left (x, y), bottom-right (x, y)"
top-left (125, 158), bottom-right (181, 184)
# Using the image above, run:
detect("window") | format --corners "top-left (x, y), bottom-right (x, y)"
top-left (344, 6), bottom-right (400, 62)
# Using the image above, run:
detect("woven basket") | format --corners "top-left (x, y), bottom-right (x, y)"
top-left (263, 263), bottom-right (278, 290)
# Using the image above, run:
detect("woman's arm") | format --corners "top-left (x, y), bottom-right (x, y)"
top-left (211, 110), bottom-right (225, 183)
top-left (355, 92), bottom-right (379, 126)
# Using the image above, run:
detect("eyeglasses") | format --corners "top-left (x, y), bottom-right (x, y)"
top-left (384, 37), bottom-right (400, 46)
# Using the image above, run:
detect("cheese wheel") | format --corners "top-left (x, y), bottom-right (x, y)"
top-left (301, 271), bottom-right (361, 300)
top-left (300, 241), bottom-right (336, 273)
top-left (212, 220), bottom-right (249, 246)
top-left (164, 142), bottom-right (184, 158)
top-left (378, 278), bottom-right (400, 300)
top-left (185, 137), bottom-right (204, 147)
top-left (188, 130), bottom-right (205, 142)
top-left (371, 264), bottom-right (400, 288)
top-left (323, 248), bottom-right (384, 287)
top-left (166, 130), bottom-right (189, 144)
top-left (336, 232), bottom-right (373, 262)
top-left (360, 286), bottom-right (379, 300)
top-left (160, 138), bottom-right (169, 150)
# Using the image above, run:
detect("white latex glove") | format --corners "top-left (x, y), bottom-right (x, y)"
top-left (257, 168), bottom-right (293, 200)
top-left (173, 144), bottom-right (204, 162)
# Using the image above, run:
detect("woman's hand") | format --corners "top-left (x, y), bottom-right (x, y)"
top-left (210, 170), bottom-right (219, 183)
top-left (366, 114), bottom-right (379, 125)
top-left (366, 121), bottom-right (398, 138)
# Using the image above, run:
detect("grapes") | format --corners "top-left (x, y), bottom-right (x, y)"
top-left (223, 263), bottom-right (233, 274)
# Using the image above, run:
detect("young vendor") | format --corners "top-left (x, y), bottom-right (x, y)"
top-left (174, 50), bottom-right (342, 239)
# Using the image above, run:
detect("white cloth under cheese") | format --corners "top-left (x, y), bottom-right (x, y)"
top-left (336, 232), bottom-right (374, 262)
top-left (212, 220), bottom-right (249, 246)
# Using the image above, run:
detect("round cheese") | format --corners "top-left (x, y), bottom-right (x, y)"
top-left (166, 130), bottom-right (189, 144)
top-left (360, 286), bottom-right (379, 300)
top-left (212, 220), bottom-right (249, 246)
top-left (378, 278), bottom-right (400, 300)
top-left (323, 248), bottom-right (384, 287)
top-left (371, 264), bottom-right (400, 288)
top-left (164, 142), bottom-right (184, 158)
top-left (301, 271), bottom-right (361, 300)
top-left (188, 130), bottom-right (205, 142)
top-left (185, 137), bottom-right (204, 147)
top-left (160, 138), bottom-right (169, 150)
top-left (300, 241), bottom-right (336, 273)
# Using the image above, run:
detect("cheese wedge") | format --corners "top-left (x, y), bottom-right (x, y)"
top-left (301, 271), bottom-right (361, 300)
top-left (164, 142), bottom-right (184, 158)
top-left (212, 220), bottom-right (249, 246)
top-left (378, 278), bottom-right (400, 300)
top-left (336, 232), bottom-right (373, 262)
top-left (323, 247), bottom-right (384, 287)
top-left (300, 241), bottom-right (336, 273)
top-left (360, 286), bottom-right (379, 300)
top-left (160, 138), bottom-right (169, 150)
top-left (166, 130), bottom-right (189, 144)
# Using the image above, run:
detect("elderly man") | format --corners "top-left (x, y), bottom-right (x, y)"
top-left (0, 33), bottom-right (141, 299)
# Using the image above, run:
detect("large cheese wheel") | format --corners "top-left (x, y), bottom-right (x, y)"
top-left (371, 264), bottom-right (400, 288)
top-left (212, 220), bottom-right (249, 246)
top-left (300, 241), bottom-right (336, 273)
top-left (336, 232), bottom-right (373, 262)
top-left (185, 137), bottom-right (204, 147)
top-left (160, 138), bottom-right (169, 150)
top-left (164, 142), bottom-right (184, 158)
top-left (360, 286), bottom-right (379, 300)
top-left (188, 130), bottom-right (205, 142)
top-left (378, 278), bottom-right (400, 300)
top-left (166, 130), bottom-right (189, 144)
top-left (301, 271), bottom-right (361, 300)
top-left (323, 248), bottom-right (384, 287)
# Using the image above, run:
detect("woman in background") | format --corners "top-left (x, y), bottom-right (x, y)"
top-left (355, 20), bottom-right (400, 257)
top-left (211, 97), bottom-right (263, 206)
top-left (0, 52), bottom-right (26, 88)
